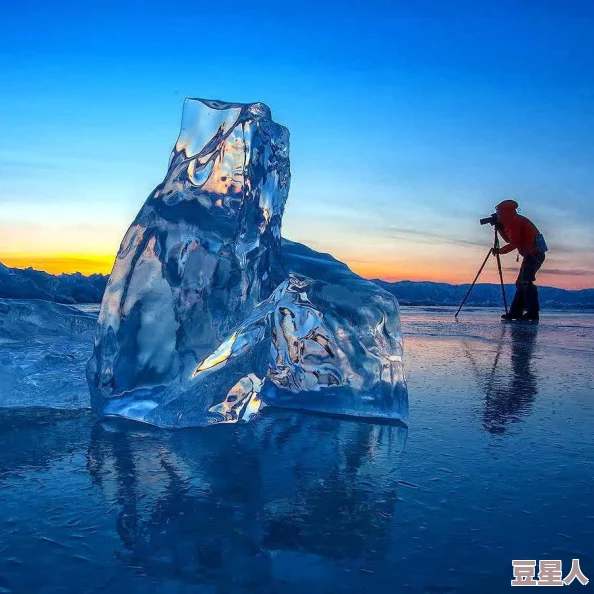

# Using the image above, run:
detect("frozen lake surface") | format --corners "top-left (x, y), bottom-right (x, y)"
top-left (0, 305), bottom-right (593, 592)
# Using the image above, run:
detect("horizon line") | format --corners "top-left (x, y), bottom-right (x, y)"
top-left (2, 257), bottom-right (592, 293)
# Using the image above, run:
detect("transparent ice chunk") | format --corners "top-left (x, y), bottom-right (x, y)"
top-left (87, 99), bottom-right (407, 427)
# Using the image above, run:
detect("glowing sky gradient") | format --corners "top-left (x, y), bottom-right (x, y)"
top-left (1, 1), bottom-right (593, 289)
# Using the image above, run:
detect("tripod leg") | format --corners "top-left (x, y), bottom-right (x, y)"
top-left (455, 248), bottom-right (493, 318)
top-left (495, 252), bottom-right (508, 314)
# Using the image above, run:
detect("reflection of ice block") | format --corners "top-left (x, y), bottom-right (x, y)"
top-left (88, 413), bottom-right (408, 580)
top-left (87, 99), bottom-right (407, 427)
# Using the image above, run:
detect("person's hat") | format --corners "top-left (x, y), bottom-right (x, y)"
top-left (496, 199), bottom-right (518, 211)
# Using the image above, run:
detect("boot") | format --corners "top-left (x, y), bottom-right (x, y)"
top-left (524, 283), bottom-right (540, 322)
top-left (521, 313), bottom-right (539, 322)
top-left (501, 312), bottom-right (523, 321)
top-left (502, 287), bottom-right (525, 321)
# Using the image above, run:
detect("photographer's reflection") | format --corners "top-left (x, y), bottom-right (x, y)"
top-left (483, 323), bottom-right (539, 433)
top-left (462, 322), bottom-right (539, 434)
top-left (87, 413), bottom-right (407, 588)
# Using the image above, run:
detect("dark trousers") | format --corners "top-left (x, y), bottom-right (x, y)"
top-left (509, 252), bottom-right (545, 316)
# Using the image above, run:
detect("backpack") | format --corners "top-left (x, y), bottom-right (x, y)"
top-left (535, 233), bottom-right (548, 253)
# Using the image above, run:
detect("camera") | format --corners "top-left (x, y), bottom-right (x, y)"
top-left (480, 213), bottom-right (498, 226)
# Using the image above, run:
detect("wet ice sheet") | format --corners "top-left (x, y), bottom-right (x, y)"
top-left (0, 306), bottom-right (593, 592)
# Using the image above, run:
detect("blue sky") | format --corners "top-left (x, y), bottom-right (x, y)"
top-left (1, 0), bottom-right (593, 287)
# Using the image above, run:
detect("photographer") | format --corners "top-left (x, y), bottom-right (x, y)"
top-left (492, 200), bottom-right (547, 322)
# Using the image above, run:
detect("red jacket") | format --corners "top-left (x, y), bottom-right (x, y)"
top-left (498, 213), bottom-right (541, 257)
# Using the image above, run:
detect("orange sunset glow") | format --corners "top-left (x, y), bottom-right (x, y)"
top-left (2, 246), bottom-right (592, 291)
top-left (1, 254), bottom-right (115, 277)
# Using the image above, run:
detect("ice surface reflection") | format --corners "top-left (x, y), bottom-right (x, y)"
top-left (459, 323), bottom-right (540, 432)
top-left (87, 413), bottom-right (407, 585)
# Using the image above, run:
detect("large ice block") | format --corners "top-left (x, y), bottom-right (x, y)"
top-left (87, 99), bottom-right (407, 427)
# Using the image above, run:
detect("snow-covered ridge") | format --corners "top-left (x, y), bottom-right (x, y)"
top-left (0, 261), bottom-right (106, 304)
top-left (374, 279), bottom-right (594, 310)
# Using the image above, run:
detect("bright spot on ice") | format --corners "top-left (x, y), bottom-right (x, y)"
top-left (193, 331), bottom-right (238, 375)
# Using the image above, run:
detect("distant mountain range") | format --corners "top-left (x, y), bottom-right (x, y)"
top-left (373, 279), bottom-right (594, 310)
top-left (0, 261), bottom-right (107, 304)
top-left (1, 250), bottom-right (593, 310)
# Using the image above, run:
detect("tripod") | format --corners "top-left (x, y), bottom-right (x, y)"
top-left (455, 225), bottom-right (508, 318)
